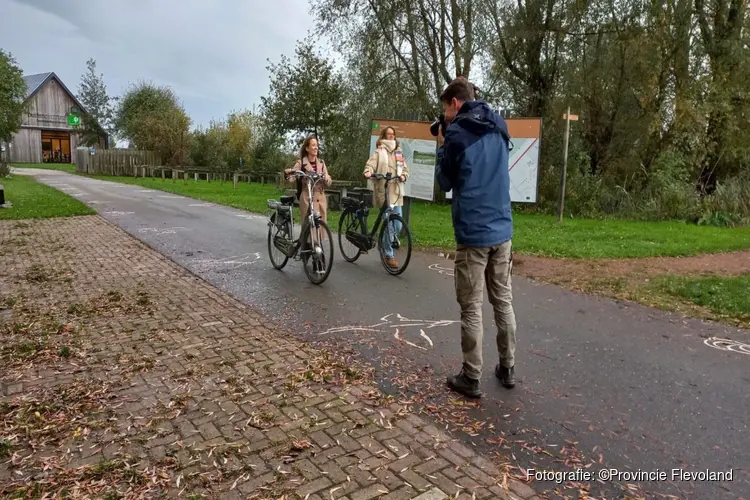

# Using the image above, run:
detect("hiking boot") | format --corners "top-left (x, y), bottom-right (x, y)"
top-left (446, 368), bottom-right (481, 398)
top-left (385, 257), bottom-right (399, 268)
top-left (495, 364), bottom-right (515, 389)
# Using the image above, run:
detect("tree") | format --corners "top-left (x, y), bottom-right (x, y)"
top-left (115, 81), bottom-right (191, 165)
top-left (260, 40), bottom-right (346, 146)
top-left (187, 109), bottom-right (256, 170)
top-left (226, 109), bottom-right (255, 167)
top-left (0, 49), bottom-right (26, 147)
top-left (76, 58), bottom-right (115, 146)
top-left (189, 120), bottom-right (228, 168)
top-left (311, 0), bottom-right (482, 117)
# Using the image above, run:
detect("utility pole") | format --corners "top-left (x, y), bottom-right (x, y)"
top-left (558, 106), bottom-right (578, 223)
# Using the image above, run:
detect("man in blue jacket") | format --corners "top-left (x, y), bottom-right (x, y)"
top-left (435, 77), bottom-right (517, 398)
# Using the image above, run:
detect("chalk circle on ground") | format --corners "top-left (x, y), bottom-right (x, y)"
top-left (704, 337), bottom-right (750, 356)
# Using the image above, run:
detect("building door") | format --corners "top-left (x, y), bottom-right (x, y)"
top-left (41, 130), bottom-right (72, 163)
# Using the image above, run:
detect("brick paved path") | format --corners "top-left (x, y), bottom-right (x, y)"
top-left (0, 215), bottom-right (541, 499)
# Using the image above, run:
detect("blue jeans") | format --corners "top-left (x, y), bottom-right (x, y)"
top-left (381, 205), bottom-right (402, 259)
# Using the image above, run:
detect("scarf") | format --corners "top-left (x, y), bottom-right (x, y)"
top-left (377, 139), bottom-right (396, 173)
top-left (375, 139), bottom-right (403, 204)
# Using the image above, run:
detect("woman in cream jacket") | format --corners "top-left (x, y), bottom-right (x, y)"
top-left (363, 126), bottom-right (409, 268)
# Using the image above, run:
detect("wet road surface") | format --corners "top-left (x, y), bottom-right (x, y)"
top-left (16, 168), bottom-right (750, 498)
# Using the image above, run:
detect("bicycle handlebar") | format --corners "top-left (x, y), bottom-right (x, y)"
top-left (370, 172), bottom-right (400, 182)
top-left (286, 169), bottom-right (326, 183)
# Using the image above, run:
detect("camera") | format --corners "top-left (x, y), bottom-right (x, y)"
top-left (430, 114), bottom-right (446, 138)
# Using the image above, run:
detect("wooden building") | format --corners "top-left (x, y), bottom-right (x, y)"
top-left (5, 72), bottom-right (109, 164)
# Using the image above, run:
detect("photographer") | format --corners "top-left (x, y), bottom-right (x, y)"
top-left (434, 77), bottom-right (517, 398)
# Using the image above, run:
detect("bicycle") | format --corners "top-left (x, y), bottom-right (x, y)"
top-left (266, 169), bottom-right (333, 285)
top-left (337, 172), bottom-right (412, 275)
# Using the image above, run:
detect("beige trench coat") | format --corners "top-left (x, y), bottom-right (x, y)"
top-left (289, 156), bottom-right (332, 223)
top-left (363, 144), bottom-right (409, 208)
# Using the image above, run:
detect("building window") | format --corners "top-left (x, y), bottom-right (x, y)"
top-left (41, 130), bottom-right (72, 163)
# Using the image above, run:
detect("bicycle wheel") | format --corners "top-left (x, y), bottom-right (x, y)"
top-left (303, 220), bottom-right (334, 285)
top-left (267, 213), bottom-right (290, 270)
top-left (378, 213), bottom-right (412, 276)
top-left (338, 210), bottom-right (362, 263)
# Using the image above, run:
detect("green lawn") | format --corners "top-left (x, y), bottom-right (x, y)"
top-left (78, 173), bottom-right (750, 259)
top-left (10, 162), bottom-right (77, 174)
top-left (0, 174), bottom-right (95, 220)
top-left (652, 274), bottom-right (750, 322)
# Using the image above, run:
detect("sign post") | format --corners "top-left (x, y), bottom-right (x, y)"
top-left (557, 108), bottom-right (579, 223)
top-left (67, 114), bottom-right (80, 127)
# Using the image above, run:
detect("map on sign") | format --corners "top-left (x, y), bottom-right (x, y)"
top-left (368, 135), bottom-right (436, 201)
top-left (444, 117), bottom-right (542, 203)
top-left (507, 135), bottom-right (540, 203)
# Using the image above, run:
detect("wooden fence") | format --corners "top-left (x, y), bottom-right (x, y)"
top-left (75, 148), bottom-right (160, 175)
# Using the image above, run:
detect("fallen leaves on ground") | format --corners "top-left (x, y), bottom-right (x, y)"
top-left (0, 301), bottom-right (84, 379)
top-left (0, 380), bottom-right (177, 498)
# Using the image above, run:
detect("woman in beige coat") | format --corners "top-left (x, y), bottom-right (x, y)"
top-left (363, 126), bottom-right (409, 268)
top-left (284, 135), bottom-right (332, 242)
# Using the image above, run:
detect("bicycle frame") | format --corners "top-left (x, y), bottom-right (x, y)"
top-left (293, 169), bottom-right (326, 257)
top-left (267, 169), bottom-right (326, 258)
top-left (351, 173), bottom-right (400, 243)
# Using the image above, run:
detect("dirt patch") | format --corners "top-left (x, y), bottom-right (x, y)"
top-left (513, 249), bottom-right (750, 283)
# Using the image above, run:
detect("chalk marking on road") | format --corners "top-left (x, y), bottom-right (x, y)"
top-left (87, 201), bottom-right (103, 204)
top-left (236, 214), bottom-right (264, 220)
top-left (157, 195), bottom-right (180, 199)
top-left (138, 189), bottom-right (156, 193)
top-left (393, 328), bottom-right (427, 350)
top-left (420, 329), bottom-right (434, 347)
top-left (316, 325), bottom-right (384, 335)
top-left (316, 313), bottom-right (457, 351)
top-left (704, 337), bottom-right (750, 356)
top-left (191, 252), bottom-right (262, 270)
top-left (429, 263), bottom-right (454, 277)
top-left (189, 203), bottom-right (215, 207)
top-left (104, 211), bottom-right (135, 216)
top-left (138, 226), bottom-right (189, 236)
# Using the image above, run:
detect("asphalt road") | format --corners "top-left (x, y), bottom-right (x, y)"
top-left (15, 168), bottom-right (750, 499)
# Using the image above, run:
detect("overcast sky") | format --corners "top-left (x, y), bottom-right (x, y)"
top-left (0, 0), bottom-right (323, 130)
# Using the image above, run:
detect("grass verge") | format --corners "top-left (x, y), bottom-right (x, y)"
top-left (550, 273), bottom-right (750, 328)
top-left (0, 174), bottom-right (95, 220)
top-left (82, 173), bottom-right (750, 259)
top-left (650, 274), bottom-right (750, 323)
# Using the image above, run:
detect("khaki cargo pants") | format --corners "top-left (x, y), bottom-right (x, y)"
top-left (454, 240), bottom-right (517, 380)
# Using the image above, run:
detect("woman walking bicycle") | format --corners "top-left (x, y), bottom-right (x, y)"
top-left (285, 135), bottom-right (332, 246)
top-left (364, 127), bottom-right (409, 269)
